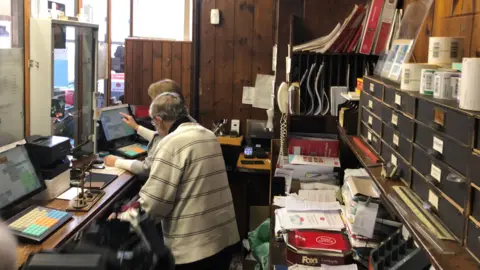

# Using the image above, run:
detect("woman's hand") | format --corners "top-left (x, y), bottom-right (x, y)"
top-left (104, 155), bottom-right (120, 167)
top-left (120, 112), bottom-right (139, 130)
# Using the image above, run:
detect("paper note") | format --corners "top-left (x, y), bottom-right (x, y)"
top-left (253, 74), bottom-right (275, 109)
top-left (352, 202), bottom-right (379, 238)
top-left (286, 196), bottom-right (341, 211)
top-left (272, 44), bottom-right (277, 72)
top-left (393, 133), bottom-right (399, 146)
top-left (242, 86), bottom-right (255, 105)
top-left (298, 190), bottom-right (336, 202)
top-left (57, 187), bottom-right (83, 200)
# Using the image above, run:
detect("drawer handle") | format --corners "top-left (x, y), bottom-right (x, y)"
top-left (429, 122), bottom-right (444, 132)
top-left (426, 175), bottom-right (440, 187)
top-left (427, 148), bottom-right (442, 159)
top-left (446, 173), bottom-right (465, 183)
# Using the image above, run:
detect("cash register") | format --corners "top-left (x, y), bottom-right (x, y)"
top-left (0, 144), bottom-right (72, 243)
top-left (98, 105), bottom-right (148, 159)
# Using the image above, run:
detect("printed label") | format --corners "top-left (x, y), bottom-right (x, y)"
top-left (391, 154), bottom-right (397, 166)
top-left (367, 131), bottom-right (372, 141)
top-left (368, 116), bottom-right (373, 125)
top-left (431, 163), bottom-right (442, 182)
top-left (368, 100), bottom-right (373, 109)
top-left (393, 133), bottom-right (399, 146)
top-left (391, 113), bottom-right (398, 126)
top-left (428, 190), bottom-right (439, 210)
top-left (370, 84), bottom-right (374, 92)
top-left (395, 94), bottom-right (401, 106)
top-left (433, 136), bottom-right (444, 154)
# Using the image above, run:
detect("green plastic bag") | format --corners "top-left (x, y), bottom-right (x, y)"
top-left (248, 218), bottom-right (270, 270)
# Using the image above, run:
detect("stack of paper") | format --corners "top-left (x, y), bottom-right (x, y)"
top-left (286, 196), bottom-right (342, 212)
top-left (282, 154), bottom-right (341, 181)
top-left (275, 208), bottom-right (345, 231)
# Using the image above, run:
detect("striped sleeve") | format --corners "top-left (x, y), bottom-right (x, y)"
top-left (139, 148), bottom-right (184, 218)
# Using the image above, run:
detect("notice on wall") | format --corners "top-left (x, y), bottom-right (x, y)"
top-left (253, 74), bottom-right (275, 109)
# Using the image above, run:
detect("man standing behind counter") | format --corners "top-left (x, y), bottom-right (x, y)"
top-left (104, 79), bottom-right (195, 176)
top-left (134, 92), bottom-right (239, 269)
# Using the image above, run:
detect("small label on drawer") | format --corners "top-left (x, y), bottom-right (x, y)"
top-left (393, 133), bottom-right (399, 146)
top-left (391, 113), bottom-right (398, 126)
top-left (428, 190), bottom-right (439, 210)
top-left (391, 154), bottom-right (397, 166)
top-left (368, 116), bottom-right (373, 125)
top-left (368, 100), bottom-right (373, 109)
top-left (367, 131), bottom-right (372, 141)
top-left (395, 94), bottom-right (402, 105)
top-left (433, 136), bottom-right (444, 154)
top-left (370, 84), bottom-right (374, 92)
top-left (430, 164), bottom-right (442, 182)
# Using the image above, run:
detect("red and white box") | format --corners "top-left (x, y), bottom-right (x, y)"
top-left (285, 230), bottom-right (353, 266)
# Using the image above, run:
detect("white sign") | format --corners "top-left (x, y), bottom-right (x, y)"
top-left (433, 136), bottom-right (444, 154)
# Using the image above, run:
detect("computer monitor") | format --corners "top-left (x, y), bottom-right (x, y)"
top-left (100, 105), bottom-right (136, 142)
top-left (0, 145), bottom-right (45, 211)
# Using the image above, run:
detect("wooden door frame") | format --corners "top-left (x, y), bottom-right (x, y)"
top-left (191, 0), bottom-right (200, 120)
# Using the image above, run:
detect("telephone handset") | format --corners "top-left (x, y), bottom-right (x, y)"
top-left (277, 82), bottom-right (289, 114)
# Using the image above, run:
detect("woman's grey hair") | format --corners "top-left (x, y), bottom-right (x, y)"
top-left (149, 92), bottom-right (188, 121)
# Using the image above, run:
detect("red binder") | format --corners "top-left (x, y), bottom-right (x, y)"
top-left (359, 0), bottom-right (385, 54)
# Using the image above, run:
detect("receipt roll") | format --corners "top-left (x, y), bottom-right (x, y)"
top-left (400, 63), bottom-right (438, 91)
top-left (428, 37), bottom-right (464, 65)
top-left (460, 58), bottom-right (480, 111)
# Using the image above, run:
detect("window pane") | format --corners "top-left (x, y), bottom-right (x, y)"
top-left (0, 0), bottom-right (24, 146)
top-left (83, 0), bottom-right (107, 108)
top-left (110, 0), bottom-right (129, 104)
top-left (52, 24), bottom-right (96, 146)
top-left (133, 0), bottom-right (190, 41)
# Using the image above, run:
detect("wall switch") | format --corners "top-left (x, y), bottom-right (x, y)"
top-left (231, 119), bottom-right (240, 134)
top-left (210, 9), bottom-right (220, 25)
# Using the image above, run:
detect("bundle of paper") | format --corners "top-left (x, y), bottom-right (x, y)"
top-left (276, 208), bottom-right (345, 231)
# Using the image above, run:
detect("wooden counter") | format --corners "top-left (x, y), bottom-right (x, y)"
top-left (16, 172), bottom-right (137, 268)
top-left (338, 126), bottom-right (479, 270)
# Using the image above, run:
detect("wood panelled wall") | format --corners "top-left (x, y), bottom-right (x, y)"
top-left (407, 0), bottom-right (480, 62)
top-left (124, 38), bottom-right (192, 107)
top-left (198, 0), bottom-right (276, 131)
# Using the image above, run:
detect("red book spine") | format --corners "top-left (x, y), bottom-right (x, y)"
top-left (373, 22), bottom-right (391, 55)
top-left (347, 28), bottom-right (362, 52)
top-left (359, 0), bottom-right (384, 54)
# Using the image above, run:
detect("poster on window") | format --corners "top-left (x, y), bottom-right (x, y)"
top-left (0, 21), bottom-right (11, 49)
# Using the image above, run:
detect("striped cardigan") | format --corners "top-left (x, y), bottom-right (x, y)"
top-left (138, 123), bottom-right (239, 264)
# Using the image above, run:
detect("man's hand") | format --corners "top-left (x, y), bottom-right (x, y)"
top-left (120, 112), bottom-right (139, 130)
top-left (104, 155), bottom-right (120, 167)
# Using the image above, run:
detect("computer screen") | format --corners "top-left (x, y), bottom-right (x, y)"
top-left (0, 145), bottom-right (44, 210)
top-left (100, 106), bottom-right (136, 141)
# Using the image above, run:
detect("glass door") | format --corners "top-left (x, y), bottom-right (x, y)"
top-left (51, 21), bottom-right (97, 146)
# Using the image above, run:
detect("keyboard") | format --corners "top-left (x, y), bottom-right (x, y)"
top-left (7, 206), bottom-right (73, 242)
top-left (117, 143), bottom-right (148, 158)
